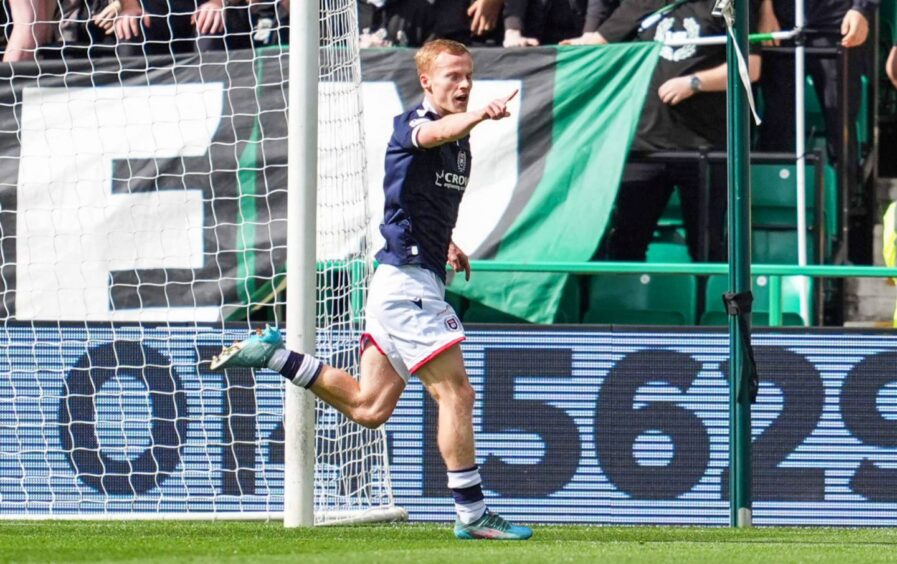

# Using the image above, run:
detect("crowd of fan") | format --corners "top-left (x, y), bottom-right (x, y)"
top-left (0, 0), bottom-right (289, 62)
top-left (0, 0), bottom-right (893, 264)
top-left (0, 0), bottom-right (620, 60)
top-left (359, 0), bottom-right (894, 264)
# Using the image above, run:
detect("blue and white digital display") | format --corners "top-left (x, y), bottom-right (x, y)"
top-left (2, 325), bottom-right (897, 525)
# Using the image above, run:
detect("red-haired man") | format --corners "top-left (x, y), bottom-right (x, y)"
top-left (213, 39), bottom-right (531, 541)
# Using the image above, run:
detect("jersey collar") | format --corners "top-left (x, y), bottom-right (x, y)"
top-left (421, 98), bottom-right (441, 118)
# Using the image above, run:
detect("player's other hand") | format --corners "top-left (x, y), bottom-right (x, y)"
top-left (658, 76), bottom-right (694, 106)
top-left (840, 9), bottom-right (869, 48)
top-left (448, 242), bottom-right (471, 281)
top-left (479, 89), bottom-right (518, 121)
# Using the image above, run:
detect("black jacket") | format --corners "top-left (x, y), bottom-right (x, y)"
top-left (504, 0), bottom-right (588, 42)
top-left (771, 0), bottom-right (879, 30)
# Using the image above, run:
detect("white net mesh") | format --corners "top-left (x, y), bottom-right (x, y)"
top-left (0, 0), bottom-right (397, 522)
top-left (314, 0), bottom-right (396, 525)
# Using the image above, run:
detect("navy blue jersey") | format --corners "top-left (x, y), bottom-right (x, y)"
top-left (375, 101), bottom-right (472, 282)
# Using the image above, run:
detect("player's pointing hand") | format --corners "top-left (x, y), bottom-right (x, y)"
top-left (480, 89), bottom-right (518, 121)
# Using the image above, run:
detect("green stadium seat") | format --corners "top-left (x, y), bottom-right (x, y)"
top-left (647, 226), bottom-right (691, 263)
top-left (806, 73), bottom-right (869, 150)
top-left (751, 163), bottom-right (837, 263)
top-left (657, 191), bottom-right (683, 228)
top-left (646, 240), bottom-right (691, 263)
top-left (751, 164), bottom-right (837, 232)
top-left (583, 273), bottom-right (697, 325)
top-left (699, 274), bottom-right (808, 326)
top-left (642, 185), bottom-right (688, 263)
top-left (751, 230), bottom-right (818, 264)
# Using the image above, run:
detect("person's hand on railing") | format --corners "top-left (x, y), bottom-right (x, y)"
top-left (503, 29), bottom-right (539, 47)
top-left (193, 0), bottom-right (226, 36)
top-left (559, 32), bottom-right (607, 46)
top-left (757, 0), bottom-right (780, 46)
top-left (840, 9), bottom-right (869, 48)
top-left (359, 28), bottom-right (391, 48)
top-left (112, 0), bottom-right (149, 41)
top-left (92, 0), bottom-right (121, 35)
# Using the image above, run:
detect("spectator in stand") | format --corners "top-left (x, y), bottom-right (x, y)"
top-left (593, 0), bottom-right (761, 262)
top-left (189, 0), bottom-right (254, 51)
top-left (358, 0), bottom-right (435, 47)
top-left (557, 0), bottom-right (620, 45)
top-left (502, 0), bottom-right (587, 47)
top-left (3, 0), bottom-right (56, 62)
top-left (51, 0), bottom-right (125, 59)
top-left (467, 0), bottom-right (503, 42)
top-left (93, 0), bottom-right (257, 56)
top-left (755, 0), bottom-right (879, 163)
top-left (358, 0), bottom-right (500, 48)
top-left (248, 0), bottom-right (288, 47)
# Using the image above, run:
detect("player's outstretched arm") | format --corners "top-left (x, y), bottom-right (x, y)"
top-left (417, 90), bottom-right (518, 149)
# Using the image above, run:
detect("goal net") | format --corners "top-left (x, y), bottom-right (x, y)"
top-left (0, 0), bottom-right (401, 524)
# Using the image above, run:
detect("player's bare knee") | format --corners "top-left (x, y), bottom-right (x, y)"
top-left (460, 380), bottom-right (475, 406)
top-left (444, 380), bottom-right (475, 413)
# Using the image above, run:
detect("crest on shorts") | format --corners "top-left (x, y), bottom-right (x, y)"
top-left (457, 150), bottom-right (467, 173)
top-left (445, 316), bottom-right (460, 331)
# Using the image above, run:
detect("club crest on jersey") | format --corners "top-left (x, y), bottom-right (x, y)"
top-left (445, 316), bottom-right (460, 331)
top-left (656, 17), bottom-right (699, 61)
top-left (457, 150), bottom-right (467, 172)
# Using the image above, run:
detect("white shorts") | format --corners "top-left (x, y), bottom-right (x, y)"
top-left (362, 264), bottom-right (465, 382)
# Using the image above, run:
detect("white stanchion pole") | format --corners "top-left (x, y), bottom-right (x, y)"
top-left (284, 0), bottom-right (318, 528)
top-left (664, 29), bottom-right (798, 47)
top-left (795, 0), bottom-right (810, 324)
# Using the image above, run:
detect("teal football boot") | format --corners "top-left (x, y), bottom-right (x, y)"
top-left (454, 510), bottom-right (533, 540)
top-left (210, 325), bottom-right (284, 370)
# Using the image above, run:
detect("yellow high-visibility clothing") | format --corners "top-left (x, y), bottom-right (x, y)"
top-left (883, 202), bottom-right (897, 326)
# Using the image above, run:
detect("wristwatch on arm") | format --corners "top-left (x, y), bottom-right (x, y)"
top-left (689, 74), bottom-right (702, 93)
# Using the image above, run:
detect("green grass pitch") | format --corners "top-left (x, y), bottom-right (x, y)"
top-left (2, 522), bottom-right (897, 563)
top-left (0, 521), bottom-right (897, 564)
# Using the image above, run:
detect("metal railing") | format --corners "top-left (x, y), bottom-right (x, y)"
top-left (468, 259), bottom-right (897, 327)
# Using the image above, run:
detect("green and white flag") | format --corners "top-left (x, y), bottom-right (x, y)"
top-left (0, 46), bottom-right (658, 322)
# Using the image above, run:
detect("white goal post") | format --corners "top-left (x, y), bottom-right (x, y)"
top-left (284, 0), bottom-right (319, 528)
top-left (0, 0), bottom-right (404, 525)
